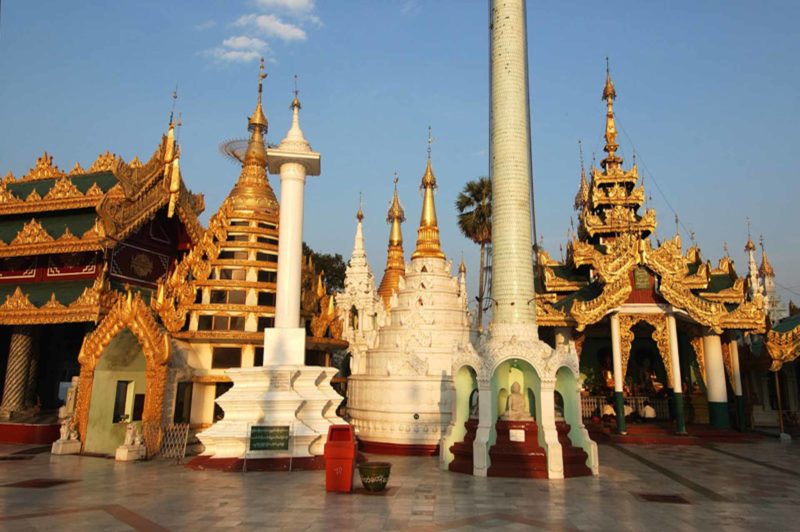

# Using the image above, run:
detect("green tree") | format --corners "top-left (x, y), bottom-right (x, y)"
top-left (303, 242), bottom-right (347, 292)
top-left (455, 176), bottom-right (492, 329)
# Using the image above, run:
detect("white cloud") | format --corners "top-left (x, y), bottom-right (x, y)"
top-left (235, 13), bottom-right (307, 41)
top-left (195, 19), bottom-right (216, 31)
top-left (254, 0), bottom-right (315, 14)
top-left (205, 34), bottom-right (268, 64)
top-left (222, 35), bottom-right (268, 50)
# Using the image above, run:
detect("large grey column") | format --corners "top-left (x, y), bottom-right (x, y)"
top-left (0, 325), bottom-right (34, 420)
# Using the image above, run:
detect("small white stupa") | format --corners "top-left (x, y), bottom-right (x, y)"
top-left (343, 139), bottom-right (476, 455)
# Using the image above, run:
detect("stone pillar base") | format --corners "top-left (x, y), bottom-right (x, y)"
top-left (51, 439), bottom-right (82, 455)
top-left (115, 444), bottom-right (146, 461)
top-left (708, 401), bottom-right (730, 429)
top-left (614, 392), bottom-right (627, 434)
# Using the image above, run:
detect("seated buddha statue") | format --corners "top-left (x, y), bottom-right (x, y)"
top-left (501, 382), bottom-right (534, 421)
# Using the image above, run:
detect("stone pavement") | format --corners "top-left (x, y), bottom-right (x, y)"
top-left (0, 440), bottom-right (798, 531)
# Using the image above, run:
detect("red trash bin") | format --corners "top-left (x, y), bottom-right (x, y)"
top-left (324, 425), bottom-right (357, 493)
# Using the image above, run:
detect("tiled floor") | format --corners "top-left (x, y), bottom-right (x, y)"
top-left (0, 440), bottom-right (798, 530)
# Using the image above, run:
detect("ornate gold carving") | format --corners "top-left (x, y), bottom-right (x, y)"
top-left (42, 293), bottom-right (66, 309)
top-left (129, 156), bottom-right (142, 169)
top-left (87, 151), bottom-right (117, 174)
top-left (765, 325), bottom-right (800, 371)
top-left (0, 182), bottom-right (20, 204)
top-left (2, 172), bottom-right (15, 184)
top-left (617, 313), bottom-right (673, 387)
top-left (12, 219), bottom-right (53, 245)
top-left (689, 335), bottom-right (706, 383)
top-left (57, 227), bottom-right (79, 242)
top-left (75, 291), bottom-right (170, 456)
top-left (21, 152), bottom-right (66, 181)
top-left (44, 178), bottom-right (82, 201)
top-left (85, 182), bottom-right (103, 197)
top-left (69, 162), bottom-right (86, 176)
top-left (25, 189), bottom-right (42, 202)
top-left (1, 287), bottom-right (36, 310)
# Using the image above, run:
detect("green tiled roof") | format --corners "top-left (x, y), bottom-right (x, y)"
top-left (0, 210), bottom-right (98, 243)
top-left (687, 262), bottom-right (700, 275)
top-left (6, 171), bottom-right (117, 198)
top-left (549, 265), bottom-right (589, 283)
top-left (772, 314), bottom-right (800, 334)
top-left (705, 274), bottom-right (735, 293)
top-left (0, 280), bottom-right (94, 306)
top-left (552, 283), bottom-right (603, 313)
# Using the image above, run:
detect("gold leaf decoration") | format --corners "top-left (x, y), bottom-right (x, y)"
top-left (21, 152), bottom-right (66, 181)
top-left (68, 162), bottom-right (86, 176)
top-left (42, 293), bottom-right (66, 309)
top-left (0, 183), bottom-right (20, 204)
top-left (2, 172), bottom-right (15, 184)
top-left (87, 151), bottom-right (116, 173)
top-left (44, 178), bottom-right (82, 201)
top-left (25, 189), bottom-right (42, 202)
top-left (57, 227), bottom-right (79, 242)
top-left (84, 182), bottom-right (104, 197)
top-left (1, 287), bottom-right (36, 310)
top-left (129, 156), bottom-right (142, 169)
top-left (11, 219), bottom-right (53, 245)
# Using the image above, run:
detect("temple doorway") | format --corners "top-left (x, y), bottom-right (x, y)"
top-left (83, 329), bottom-right (147, 455)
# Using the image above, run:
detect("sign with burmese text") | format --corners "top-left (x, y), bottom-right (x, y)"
top-left (249, 425), bottom-right (290, 451)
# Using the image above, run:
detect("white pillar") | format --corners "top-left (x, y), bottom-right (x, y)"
top-left (667, 315), bottom-right (682, 393)
top-left (472, 385), bottom-right (493, 477)
top-left (729, 338), bottom-right (743, 396)
top-left (610, 312), bottom-right (626, 433)
top-left (703, 332), bottom-right (730, 428)
top-left (274, 162), bottom-right (307, 329)
top-left (489, 0), bottom-right (536, 326)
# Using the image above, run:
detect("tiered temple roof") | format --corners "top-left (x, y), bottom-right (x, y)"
top-left (535, 72), bottom-right (765, 336)
top-left (0, 118), bottom-right (204, 326)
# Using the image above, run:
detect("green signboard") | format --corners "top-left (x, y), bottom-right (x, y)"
top-left (249, 425), bottom-right (290, 451)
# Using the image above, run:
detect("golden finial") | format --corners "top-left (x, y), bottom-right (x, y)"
top-left (458, 253), bottom-right (466, 274)
top-left (574, 139), bottom-right (589, 210)
top-left (744, 217), bottom-right (756, 251)
top-left (291, 73), bottom-right (301, 110)
top-left (413, 127), bottom-right (444, 260)
top-left (674, 214), bottom-right (680, 237)
top-left (601, 58), bottom-right (622, 171)
top-left (356, 192), bottom-right (364, 222)
top-left (169, 84), bottom-right (178, 125)
top-left (248, 57), bottom-right (268, 132)
top-left (759, 235), bottom-right (775, 277)
top-left (379, 173), bottom-right (407, 307)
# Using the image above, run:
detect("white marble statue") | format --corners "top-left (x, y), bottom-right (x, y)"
top-left (123, 423), bottom-right (136, 447)
top-left (502, 382), bottom-right (533, 421)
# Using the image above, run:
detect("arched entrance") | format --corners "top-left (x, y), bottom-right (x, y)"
top-left (444, 364), bottom-right (478, 474)
top-left (84, 330), bottom-right (146, 454)
top-left (74, 292), bottom-right (170, 456)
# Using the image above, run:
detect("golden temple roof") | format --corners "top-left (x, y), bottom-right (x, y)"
top-left (412, 157), bottom-right (445, 260)
top-left (759, 238), bottom-right (775, 277)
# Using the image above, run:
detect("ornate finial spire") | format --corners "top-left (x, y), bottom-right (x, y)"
top-left (674, 214), bottom-right (680, 237)
top-left (378, 174), bottom-right (407, 307)
top-left (574, 139), bottom-right (589, 210)
top-left (759, 235), bottom-right (775, 277)
top-left (278, 72), bottom-right (311, 152)
top-left (744, 217), bottom-right (756, 251)
top-left (230, 58), bottom-right (278, 213)
top-left (458, 253), bottom-right (466, 275)
top-left (169, 85), bottom-right (178, 125)
top-left (723, 241), bottom-right (729, 256)
top-left (601, 58), bottom-right (622, 171)
top-left (413, 128), bottom-right (445, 260)
top-left (291, 74), bottom-right (301, 110)
top-left (356, 192), bottom-right (364, 222)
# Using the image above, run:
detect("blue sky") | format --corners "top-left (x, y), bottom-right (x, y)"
top-left (1, 0), bottom-right (798, 308)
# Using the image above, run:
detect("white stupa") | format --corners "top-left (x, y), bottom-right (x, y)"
top-left (342, 150), bottom-right (476, 455)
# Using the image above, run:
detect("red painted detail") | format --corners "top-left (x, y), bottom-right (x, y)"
top-left (448, 418), bottom-right (478, 475)
top-left (185, 454), bottom-right (326, 472)
top-left (357, 439), bottom-right (439, 456)
top-left (488, 420), bottom-right (548, 478)
top-left (625, 268), bottom-right (667, 304)
top-left (0, 422), bottom-right (60, 444)
top-left (556, 421), bottom-right (593, 477)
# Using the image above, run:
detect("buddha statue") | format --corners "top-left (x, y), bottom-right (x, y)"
top-left (502, 382), bottom-right (533, 421)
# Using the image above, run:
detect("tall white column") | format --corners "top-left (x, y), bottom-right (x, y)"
top-left (703, 332), bottom-right (730, 428)
top-left (729, 337), bottom-right (746, 430)
top-left (489, 0), bottom-right (536, 326)
top-left (274, 162), bottom-right (307, 328)
top-left (610, 313), bottom-right (626, 433)
top-left (667, 314), bottom-right (686, 434)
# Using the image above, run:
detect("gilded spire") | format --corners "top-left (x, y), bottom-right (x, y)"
top-left (574, 139), bottom-right (589, 210)
top-left (744, 218), bottom-right (756, 251)
top-left (378, 175), bottom-right (406, 307)
top-left (601, 58), bottom-right (622, 171)
top-left (412, 127), bottom-right (445, 260)
top-left (759, 235), bottom-right (775, 277)
top-left (229, 58), bottom-right (278, 213)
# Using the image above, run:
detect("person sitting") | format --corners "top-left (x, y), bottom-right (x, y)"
top-left (601, 397), bottom-right (616, 422)
top-left (639, 400), bottom-right (657, 422)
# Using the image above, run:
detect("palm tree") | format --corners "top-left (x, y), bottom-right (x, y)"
top-left (455, 176), bottom-right (492, 329)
